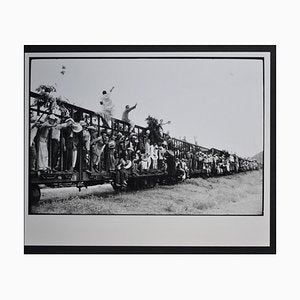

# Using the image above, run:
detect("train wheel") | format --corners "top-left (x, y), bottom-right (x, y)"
top-left (127, 179), bottom-right (136, 190)
top-left (30, 184), bottom-right (41, 205)
top-left (148, 177), bottom-right (157, 188)
top-left (111, 182), bottom-right (122, 192)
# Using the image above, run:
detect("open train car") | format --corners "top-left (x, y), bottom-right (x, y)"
top-left (29, 91), bottom-right (169, 203)
top-left (28, 91), bottom-right (259, 204)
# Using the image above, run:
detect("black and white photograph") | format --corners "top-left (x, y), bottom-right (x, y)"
top-left (24, 46), bottom-right (275, 254)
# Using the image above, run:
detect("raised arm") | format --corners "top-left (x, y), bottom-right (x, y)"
top-left (110, 86), bottom-right (115, 93)
top-left (55, 122), bottom-right (70, 130)
top-left (162, 120), bottom-right (171, 126)
top-left (128, 103), bottom-right (137, 112)
top-left (40, 121), bottom-right (57, 128)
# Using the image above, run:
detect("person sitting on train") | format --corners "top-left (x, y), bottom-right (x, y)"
top-left (122, 103), bottom-right (137, 131)
top-left (115, 154), bottom-right (133, 188)
top-left (99, 86), bottom-right (115, 127)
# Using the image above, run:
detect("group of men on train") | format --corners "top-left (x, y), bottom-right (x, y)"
top-left (30, 87), bottom-right (259, 188)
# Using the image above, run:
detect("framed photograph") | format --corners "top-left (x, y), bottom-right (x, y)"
top-left (24, 45), bottom-right (276, 254)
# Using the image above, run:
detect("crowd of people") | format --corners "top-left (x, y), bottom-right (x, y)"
top-left (30, 86), bottom-right (259, 189)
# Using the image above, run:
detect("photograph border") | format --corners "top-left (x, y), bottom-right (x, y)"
top-left (27, 55), bottom-right (265, 217)
top-left (24, 45), bottom-right (276, 254)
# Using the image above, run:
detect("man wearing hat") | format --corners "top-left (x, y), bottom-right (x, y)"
top-left (116, 156), bottom-right (132, 189)
top-left (51, 116), bottom-right (73, 171)
top-left (61, 118), bottom-right (82, 172)
top-left (79, 120), bottom-right (97, 171)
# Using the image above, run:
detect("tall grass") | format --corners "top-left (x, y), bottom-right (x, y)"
top-left (32, 171), bottom-right (263, 215)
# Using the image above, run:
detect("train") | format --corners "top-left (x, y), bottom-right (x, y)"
top-left (28, 91), bottom-right (260, 204)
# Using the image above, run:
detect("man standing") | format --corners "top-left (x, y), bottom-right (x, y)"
top-left (51, 117), bottom-right (70, 171)
top-left (37, 114), bottom-right (58, 171)
top-left (122, 103), bottom-right (137, 128)
top-left (99, 86), bottom-right (115, 126)
top-left (30, 111), bottom-right (41, 171)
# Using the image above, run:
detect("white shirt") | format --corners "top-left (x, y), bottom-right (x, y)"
top-left (100, 93), bottom-right (114, 115)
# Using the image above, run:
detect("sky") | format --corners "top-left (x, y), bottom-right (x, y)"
top-left (30, 58), bottom-right (263, 158)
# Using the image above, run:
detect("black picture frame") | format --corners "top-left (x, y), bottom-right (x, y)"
top-left (24, 45), bottom-right (276, 254)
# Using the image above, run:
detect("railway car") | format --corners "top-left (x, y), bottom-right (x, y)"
top-left (28, 91), bottom-right (259, 204)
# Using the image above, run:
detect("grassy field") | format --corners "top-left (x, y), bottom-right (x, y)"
top-left (31, 170), bottom-right (263, 215)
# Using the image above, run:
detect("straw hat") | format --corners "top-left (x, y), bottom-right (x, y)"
top-left (65, 118), bottom-right (75, 124)
top-left (71, 123), bottom-right (83, 133)
top-left (79, 120), bottom-right (87, 127)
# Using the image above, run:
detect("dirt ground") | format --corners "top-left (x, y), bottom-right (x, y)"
top-left (30, 170), bottom-right (263, 215)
